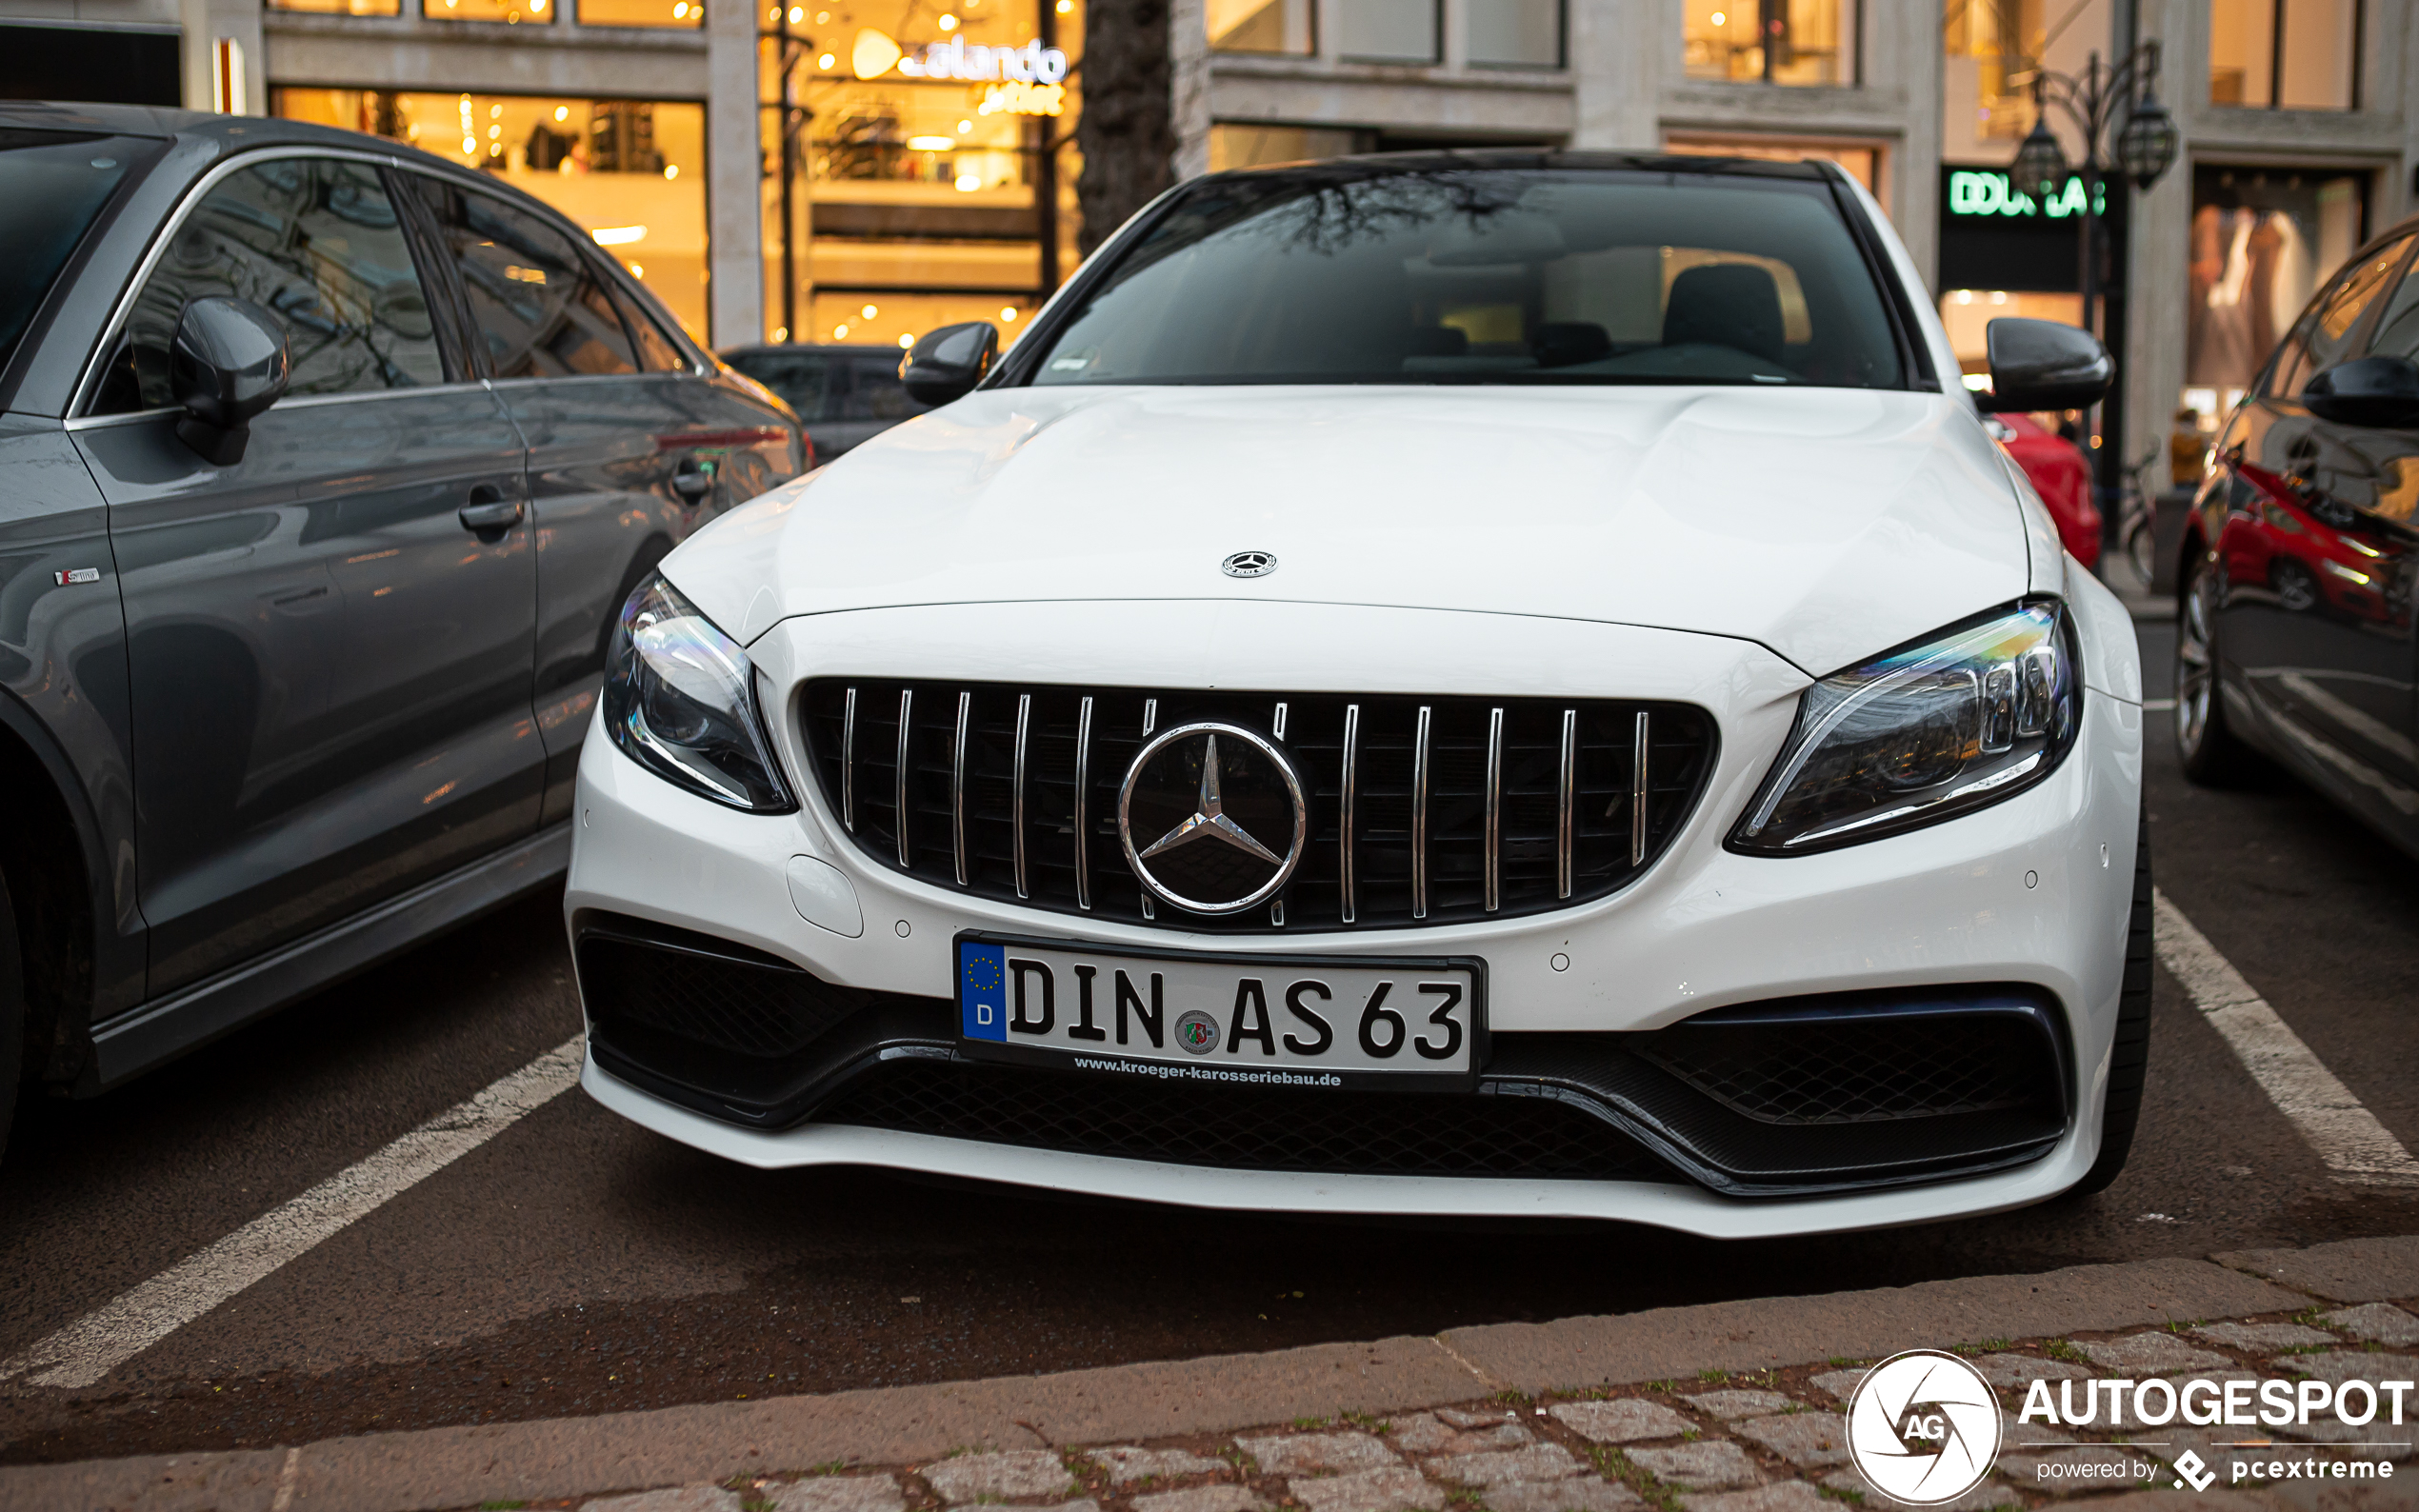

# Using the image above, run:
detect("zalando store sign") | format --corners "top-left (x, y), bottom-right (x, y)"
top-left (850, 28), bottom-right (1070, 114)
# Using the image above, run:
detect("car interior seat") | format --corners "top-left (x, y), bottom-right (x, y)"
top-left (1662, 263), bottom-right (1786, 365)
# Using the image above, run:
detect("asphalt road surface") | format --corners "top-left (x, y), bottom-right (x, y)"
top-left (5, 610), bottom-right (2417, 1466)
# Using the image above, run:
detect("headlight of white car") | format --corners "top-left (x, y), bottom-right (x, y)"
top-left (602, 574), bottom-right (794, 812)
top-left (1729, 601), bottom-right (2079, 854)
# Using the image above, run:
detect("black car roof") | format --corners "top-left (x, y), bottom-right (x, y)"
top-left (1210, 149), bottom-right (1842, 184)
top-left (722, 344), bottom-right (912, 359)
top-left (0, 98), bottom-right (501, 179)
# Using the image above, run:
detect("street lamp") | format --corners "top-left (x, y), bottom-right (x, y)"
top-left (2009, 38), bottom-right (2177, 557)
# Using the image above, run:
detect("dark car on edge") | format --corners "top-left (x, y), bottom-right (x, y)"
top-left (0, 102), bottom-right (805, 1155)
top-left (719, 343), bottom-right (931, 462)
top-left (2177, 214), bottom-right (2419, 857)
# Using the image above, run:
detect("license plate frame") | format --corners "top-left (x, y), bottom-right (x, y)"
top-left (952, 930), bottom-right (1488, 1092)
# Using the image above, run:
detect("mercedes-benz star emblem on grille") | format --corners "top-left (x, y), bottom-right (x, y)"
top-left (1221, 550), bottom-right (1277, 578)
top-left (1118, 722), bottom-right (1308, 915)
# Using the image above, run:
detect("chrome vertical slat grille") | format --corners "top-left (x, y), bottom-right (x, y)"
top-left (892, 689), bottom-right (912, 868)
top-left (1483, 706), bottom-right (1504, 914)
top-left (1011, 693), bottom-right (1032, 900)
top-left (1072, 696), bottom-right (1094, 911)
top-left (1630, 710), bottom-right (1651, 868)
top-left (1410, 705), bottom-right (1431, 921)
top-left (1556, 707), bottom-right (1577, 900)
top-left (802, 682), bottom-right (1716, 934)
top-left (950, 691), bottom-right (971, 886)
top-left (841, 687), bottom-right (859, 832)
top-left (1339, 703), bottom-right (1360, 925)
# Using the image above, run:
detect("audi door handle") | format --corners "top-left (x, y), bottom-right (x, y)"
top-left (458, 486), bottom-right (523, 534)
top-left (671, 457), bottom-right (713, 503)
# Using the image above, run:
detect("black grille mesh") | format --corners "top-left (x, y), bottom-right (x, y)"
top-left (579, 928), bottom-right (859, 1060)
top-left (815, 1060), bottom-right (1673, 1180)
top-left (1636, 1008), bottom-right (2060, 1125)
top-left (799, 681), bottom-right (1715, 933)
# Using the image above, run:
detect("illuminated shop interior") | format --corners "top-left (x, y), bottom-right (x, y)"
top-left (275, 89), bottom-right (710, 339)
top-left (759, 0), bottom-right (1084, 347)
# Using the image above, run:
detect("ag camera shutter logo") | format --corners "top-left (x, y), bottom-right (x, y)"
top-left (1847, 1350), bottom-right (2004, 1504)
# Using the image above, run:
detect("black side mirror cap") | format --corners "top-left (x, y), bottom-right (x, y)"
top-left (899, 322), bottom-right (999, 408)
top-left (171, 297), bottom-right (290, 466)
top-left (1977, 317), bottom-right (2112, 412)
top-left (2304, 356), bottom-right (2419, 428)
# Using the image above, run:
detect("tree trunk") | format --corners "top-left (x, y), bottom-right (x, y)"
top-left (1073, 0), bottom-right (1175, 257)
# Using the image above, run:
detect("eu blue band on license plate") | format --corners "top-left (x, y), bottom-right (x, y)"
top-left (950, 930), bottom-right (1484, 1091)
top-left (959, 939), bottom-right (1009, 1042)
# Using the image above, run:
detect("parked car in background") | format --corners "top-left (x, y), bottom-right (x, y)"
top-left (719, 343), bottom-right (930, 462)
top-left (1987, 411), bottom-right (2101, 568)
top-left (2176, 214), bottom-right (2419, 860)
top-left (0, 102), bottom-right (804, 1159)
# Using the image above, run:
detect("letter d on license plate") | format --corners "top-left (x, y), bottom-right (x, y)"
top-left (954, 932), bottom-right (1484, 1090)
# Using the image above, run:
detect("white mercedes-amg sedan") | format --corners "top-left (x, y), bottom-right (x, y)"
top-left (566, 152), bottom-right (2149, 1237)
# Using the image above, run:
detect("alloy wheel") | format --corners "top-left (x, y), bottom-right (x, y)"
top-left (2176, 563), bottom-right (2216, 759)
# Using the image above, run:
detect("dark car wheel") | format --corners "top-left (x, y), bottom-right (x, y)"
top-left (2271, 559), bottom-right (2319, 613)
top-left (0, 868), bottom-right (22, 1165)
top-left (2175, 551), bottom-right (2258, 785)
top-left (2070, 813), bottom-right (2152, 1197)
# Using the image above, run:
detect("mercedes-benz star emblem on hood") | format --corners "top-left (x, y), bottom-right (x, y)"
top-left (1118, 723), bottom-right (1307, 915)
top-left (1221, 550), bottom-right (1276, 578)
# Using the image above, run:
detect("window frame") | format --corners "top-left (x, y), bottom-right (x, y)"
top-left (67, 148), bottom-right (490, 418)
top-left (69, 145), bottom-right (494, 421)
top-left (983, 156), bottom-right (1934, 394)
top-left (2210, 0), bottom-right (2364, 113)
top-left (2258, 229), bottom-right (2416, 403)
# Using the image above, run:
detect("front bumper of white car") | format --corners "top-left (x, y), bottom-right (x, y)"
top-left (565, 595), bottom-right (2144, 1238)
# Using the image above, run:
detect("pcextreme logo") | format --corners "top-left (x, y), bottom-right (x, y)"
top-left (1847, 1350), bottom-right (2004, 1504)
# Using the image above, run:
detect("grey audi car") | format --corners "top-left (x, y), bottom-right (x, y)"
top-left (0, 102), bottom-right (804, 1155)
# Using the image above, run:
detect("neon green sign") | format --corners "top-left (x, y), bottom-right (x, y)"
top-left (1947, 169), bottom-right (2107, 220)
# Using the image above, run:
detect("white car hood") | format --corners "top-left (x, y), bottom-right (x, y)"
top-left (672, 383), bottom-right (2032, 676)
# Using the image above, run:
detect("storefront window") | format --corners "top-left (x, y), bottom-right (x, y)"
top-left (2210, 0), bottom-right (2357, 110)
top-left (1468, 0), bottom-right (1559, 68)
top-left (1661, 137), bottom-right (1879, 202)
top-left (1942, 0), bottom-right (2037, 143)
top-left (272, 89), bottom-right (709, 340)
top-left (1332, 0), bottom-right (1434, 63)
top-left (580, 0), bottom-right (704, 28)
top-left (1208, 124), bottom-right (1364, 171)
top-left (2184, 166), bottom-right (2366, 434)
top-left (1683, 0), bottom-right (1851, 86)
top-left (264, 0), bottom-right (399, 17)
top-left (1209, 0), bottom-right (1310, 54)
top-left (760, 0), bottom-right (1082, 346)
top-left (426, 0), bottom-right (554, 22)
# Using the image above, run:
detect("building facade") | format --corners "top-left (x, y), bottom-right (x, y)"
top-left (4, 0), bottom-right (2417, 476)
top-left (0, 0), bottom-right (1082, 351)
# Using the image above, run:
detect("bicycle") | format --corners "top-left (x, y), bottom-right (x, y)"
top-left (2112, 444), bottom-right (2164, 587)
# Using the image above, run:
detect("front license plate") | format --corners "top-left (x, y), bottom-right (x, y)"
top-left (953, 933), bottom-right (1484, 1090)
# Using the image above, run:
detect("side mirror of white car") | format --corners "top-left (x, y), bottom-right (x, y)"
top-left (900, 321), bottom-right (999, 407)
top-left (1978, 316), bottom-right (2111, 413)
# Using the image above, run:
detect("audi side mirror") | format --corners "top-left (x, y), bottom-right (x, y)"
top-left (899, 322), bottom-right (998, 408)
top-left (2305, 356), bottom-right (2419, 428)
top-left (170, 297), bottom-right (290, 467)
top-left (1978, 317), bottom-right (2111, 413)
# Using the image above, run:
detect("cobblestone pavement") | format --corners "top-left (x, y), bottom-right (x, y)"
top-left (501, 1297), bottom-right (2419, 1512)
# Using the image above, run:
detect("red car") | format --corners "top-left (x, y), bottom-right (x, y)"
top-left (1987, 412), bottom-right (2101, 567)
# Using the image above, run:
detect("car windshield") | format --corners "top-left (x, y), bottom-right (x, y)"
top-left (0, 129), bottom-right (149, 372)
top-left (1025, 161), bottom-right (1907, 390)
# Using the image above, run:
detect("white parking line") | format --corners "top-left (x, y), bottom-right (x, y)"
top-left (2151, 890), bottom-right (2419, 1187)
top-left (0, 1036), bottom-right (585, 1390)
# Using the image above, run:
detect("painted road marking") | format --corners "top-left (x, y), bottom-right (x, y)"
top-left (2152, 889), bottom-right (2419, 1187)
top-left (0, 1037), bottom-right (585, 1389)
